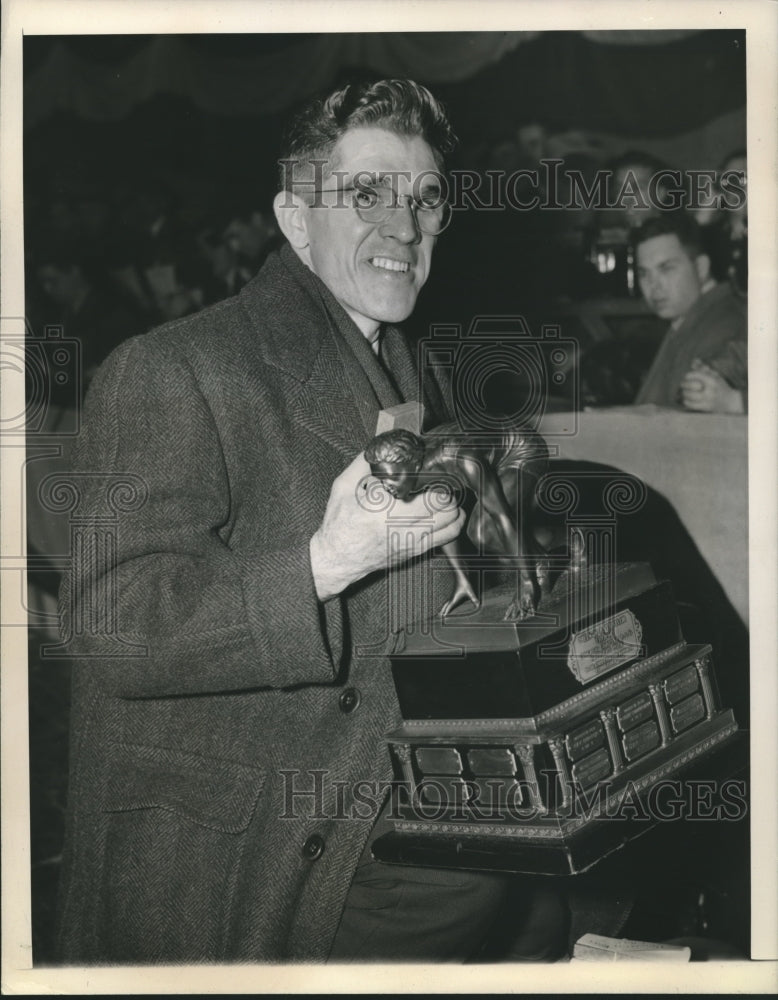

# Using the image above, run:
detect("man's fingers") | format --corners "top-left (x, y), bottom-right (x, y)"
top-left (682, 369), bottom-right (723, 392)
top-left (392, 506), bottom-right (465, 554)
top-left (399, 488), bottom-right (454, 515)
top-left (681, 374), bottom-right (705, 392)
top-left (430, 506), bottom-right (467, 547)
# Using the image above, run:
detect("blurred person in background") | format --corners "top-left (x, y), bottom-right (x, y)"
top-left (633, 212), bottom-right (746, 413)
top-left (223, 208), bottom-right (280, 270)
top-left (196, 208), bottom-right (279, 306)
top-left (33, 236), bottom-right (148, 400)
top-left (108, 181), bottom-right (209, 321)
top-left (586, 149), bottom-right (674, 298)
top-left (694, 148), bottom-right (747, 295)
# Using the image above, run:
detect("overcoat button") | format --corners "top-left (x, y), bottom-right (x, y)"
top-left (302, 834), bottom-right (325, 861)
top-left (339, 687), bottom-right (361, 714)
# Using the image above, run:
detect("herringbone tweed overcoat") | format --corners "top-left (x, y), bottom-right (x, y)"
top-left (55, 243), bottom-right (452, 963)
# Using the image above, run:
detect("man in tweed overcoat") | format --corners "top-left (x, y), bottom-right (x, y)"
top-left (55, 80), bottom-right (517, 963)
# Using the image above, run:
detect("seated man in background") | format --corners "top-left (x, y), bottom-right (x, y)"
top-left (633, 212), bottom-right (747, 413)
top-left (34, 238), bottom-right (147, 400)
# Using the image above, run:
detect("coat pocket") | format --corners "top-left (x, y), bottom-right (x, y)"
top-left (103, 742), bottom-right (265, 832)
top-left (97, 743), bottom-right (265, 961)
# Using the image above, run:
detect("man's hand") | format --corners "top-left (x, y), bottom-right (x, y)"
top-left (679, 359), bottom-right (745, 414)
top-left (309, 453), bottom-right (466, 602)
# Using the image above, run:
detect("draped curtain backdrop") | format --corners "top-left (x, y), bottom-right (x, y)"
top-left (22, 31), bottom-right (746, 222)
top-left (24, 31), bottom-right (715, 127)
top-left (24, 31), bottom-right (745, 136)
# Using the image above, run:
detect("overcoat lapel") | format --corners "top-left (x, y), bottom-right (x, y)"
top-left (237, 244), bottom-right (377, 458)
top-left (289, 334), bottom-right (377, 458)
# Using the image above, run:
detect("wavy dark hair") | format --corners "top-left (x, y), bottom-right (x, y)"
top-left (631, 210), bottom-right (706, 259)
top-left (277, 78), bottom-right (458, 192)
top-left (364, 429), bottom-right (426, 468)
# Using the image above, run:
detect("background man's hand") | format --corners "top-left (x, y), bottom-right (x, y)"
top-left (680, 359), bottom-right (745, 414)
top-left (309, 453), bottom-right (465, 601)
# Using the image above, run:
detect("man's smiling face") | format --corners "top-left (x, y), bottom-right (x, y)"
top-left (299, 127), bottom-right (441, 337)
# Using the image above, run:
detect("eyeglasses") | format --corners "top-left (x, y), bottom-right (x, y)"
top-left (313, 183), bottom-right (452, 235)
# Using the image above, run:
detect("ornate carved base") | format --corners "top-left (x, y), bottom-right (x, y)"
top-left (376, 564), bottom-right (742, 875)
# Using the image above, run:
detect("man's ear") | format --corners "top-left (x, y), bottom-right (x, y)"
top-left (272, 190), bottom-right (311, 252)
top-left (695, 252), bottom-right (712, 285)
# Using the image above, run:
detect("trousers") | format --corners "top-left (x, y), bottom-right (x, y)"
top-left (328, 811), bottom-right (509, 963)
top-left (327, 802), bottom-right (572, 964)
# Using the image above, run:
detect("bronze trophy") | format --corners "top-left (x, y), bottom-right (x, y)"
top-left (365, 419), bottom-right (741, 876)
